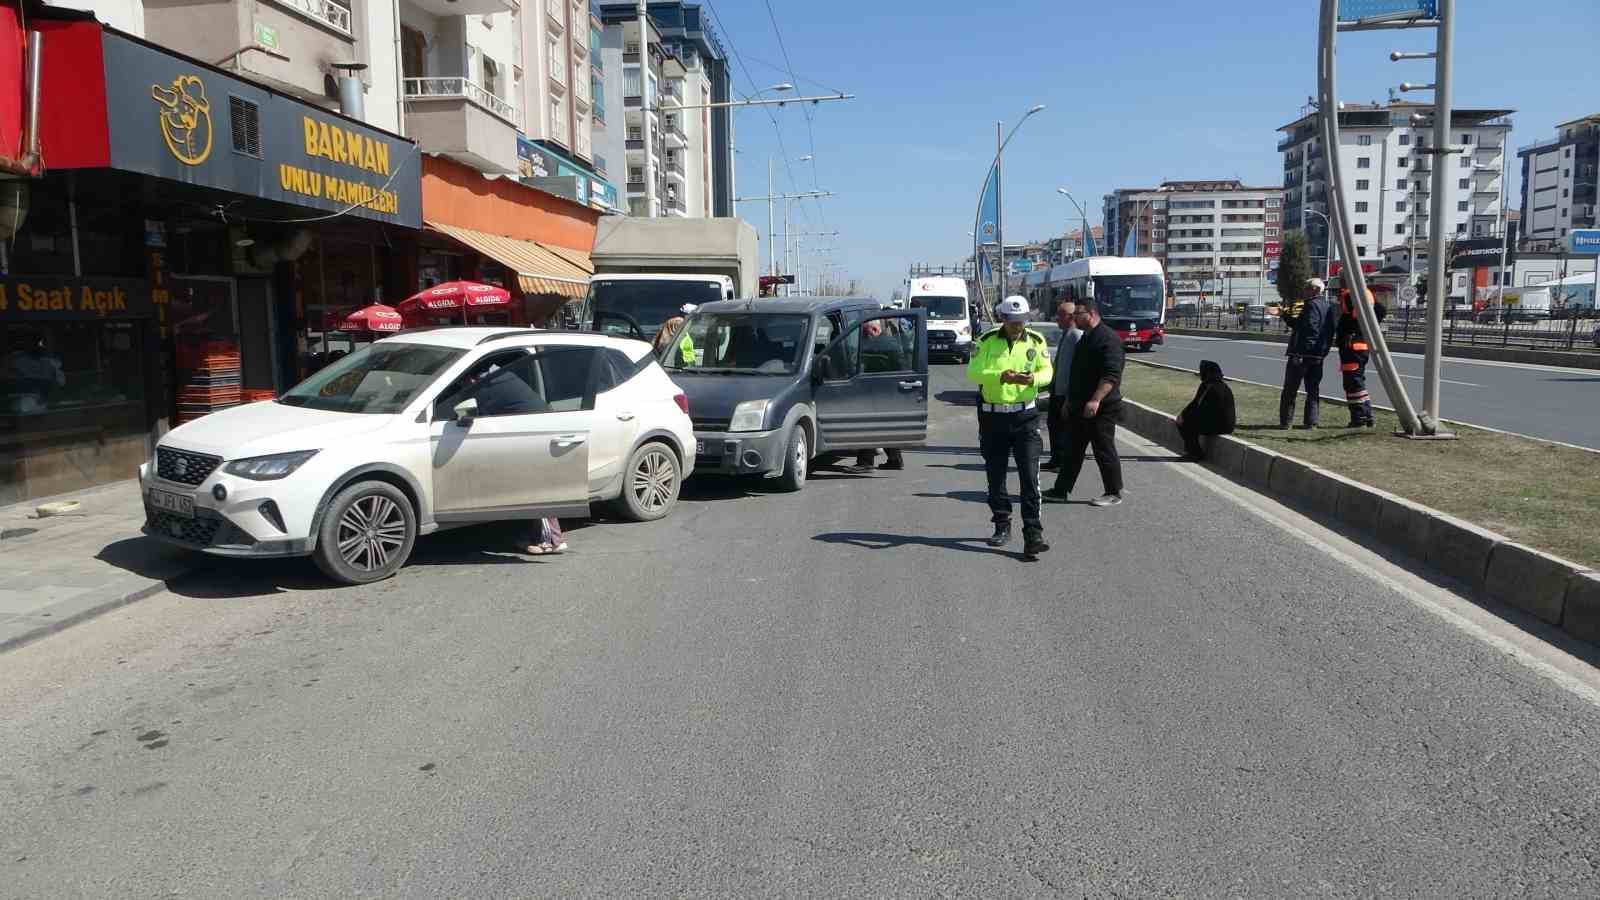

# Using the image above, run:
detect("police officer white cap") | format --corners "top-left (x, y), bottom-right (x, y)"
top-left (997, 295), bottom-right (1031, 322)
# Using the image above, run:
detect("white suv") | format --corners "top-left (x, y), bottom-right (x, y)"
top-left (139, 328), bottom-right (694, 584)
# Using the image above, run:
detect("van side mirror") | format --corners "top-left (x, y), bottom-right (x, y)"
top-left (813, 356), bottom-right (832, 382)
top-left (452, 398), bottom-right (478, 426)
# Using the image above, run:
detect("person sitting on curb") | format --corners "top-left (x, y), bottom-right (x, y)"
top-left (1176, 360), bottom-right (1236, 461)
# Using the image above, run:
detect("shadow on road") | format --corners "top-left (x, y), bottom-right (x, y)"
top-left (95, 536), bottom-right (193, 580)
top-left (934, 390), bottom-right (979, 408)
top-left (913, 490), bottom-right (989, 503)
top-left (813, 530), bottom-right (1024, 560)
top-left (923, 462), bottom-right (986, 472)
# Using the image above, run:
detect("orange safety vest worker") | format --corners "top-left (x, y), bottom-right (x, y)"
top-left (1335, 288), bottom-right (1384, 428)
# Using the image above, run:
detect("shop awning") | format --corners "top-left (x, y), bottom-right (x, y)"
top-left (425, 221), bottom-right (593, 299)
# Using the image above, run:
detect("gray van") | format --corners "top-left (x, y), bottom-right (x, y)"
top-left (658, 297), bottom-right (929, 491)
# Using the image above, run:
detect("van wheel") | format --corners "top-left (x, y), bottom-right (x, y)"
top-left (616, 441), bottom-right (680, 521)
top-left (776, 425), bottom-right (808, 492)
top-left (313, 481), bottom-right (416, 585)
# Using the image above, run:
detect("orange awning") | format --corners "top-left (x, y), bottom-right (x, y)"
top-left (425, 221), bottom-right (593, 299)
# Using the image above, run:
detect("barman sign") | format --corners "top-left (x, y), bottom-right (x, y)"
top-left (98, 32), bottom-right (421, 228)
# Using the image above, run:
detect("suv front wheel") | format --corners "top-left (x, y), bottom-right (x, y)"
top-left (314, 480), bottom-right (417, 584)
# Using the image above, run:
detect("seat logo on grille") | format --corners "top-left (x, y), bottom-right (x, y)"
top-left (173, 458), bottom-right (189, 477)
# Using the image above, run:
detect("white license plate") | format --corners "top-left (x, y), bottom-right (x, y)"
top-left (932, 343), bottom-right (950, 350)
top-left (148, 488), bottom-right (193, 518)
top-left (696, 440), bottom-right (705, 454)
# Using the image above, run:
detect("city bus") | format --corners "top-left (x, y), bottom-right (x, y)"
top-left (1024, 256), bottom-right (1168, 351)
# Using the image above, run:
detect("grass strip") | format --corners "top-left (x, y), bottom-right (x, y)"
top-left (1124, 360), bottom-right (1600, 569)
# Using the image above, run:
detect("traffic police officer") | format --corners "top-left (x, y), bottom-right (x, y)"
top-left (1336, 287), bottom-right (1386, 428)
top-left (967, 295), bottom-right (1052, 556)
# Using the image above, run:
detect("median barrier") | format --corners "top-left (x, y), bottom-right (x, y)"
top-left (1484, 542), bottom-right (1583, 626)
top-left (1119, 398), bottom-right (1597, 648)
top-left (1562, 573), bottom-right (1600, 644)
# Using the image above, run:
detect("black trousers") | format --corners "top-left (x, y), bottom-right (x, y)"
top-left (1179, 419), bottom-right (1206, 458)
top-left (1279, 355), bottom-right (1325, 427)
top-left (1046, 395), bottom-right (1068, 462)
top-left (1339, 346), bottom-right (1373, 424)
top-left (1054, 403), bottom-right (1123, 497)
top-left (978, 410), bottom-right (1043, 533)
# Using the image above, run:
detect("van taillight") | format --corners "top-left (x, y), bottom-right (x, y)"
top-left (673, 392), bottom-right (689, 414)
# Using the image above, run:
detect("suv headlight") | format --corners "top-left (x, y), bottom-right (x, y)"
top-left (729, 400), bottom-right (769, 433)
top-left (223, 450), bottom-right (319, 481)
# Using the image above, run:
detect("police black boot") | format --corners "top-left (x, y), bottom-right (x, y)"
top-left (987, 522), bottom-right (1012, 547)
top-left (1023, 529), bottom-right (1049, 556)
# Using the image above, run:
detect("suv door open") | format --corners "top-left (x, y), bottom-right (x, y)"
top-left (812, 309), bottom-right (929, 451)
top-left (429, 347), bottom-right (596, 522)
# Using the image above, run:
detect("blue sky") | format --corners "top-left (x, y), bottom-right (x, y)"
top-left (703, 0), bottom-right (1596, 298)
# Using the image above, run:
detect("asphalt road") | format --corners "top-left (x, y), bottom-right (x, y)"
top-left (1156, 333), bottom-right (1600, 449)
top-left (5, 365), bottom-right (1600, 897)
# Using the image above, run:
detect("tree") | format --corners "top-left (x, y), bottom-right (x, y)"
top-left (1276, 231), bottom-right (1312, 305)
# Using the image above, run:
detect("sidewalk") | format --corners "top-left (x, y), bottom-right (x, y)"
top-left (0, 480), bottom-right (196, 652)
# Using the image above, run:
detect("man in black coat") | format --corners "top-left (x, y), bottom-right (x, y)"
top-left (1177, 359), bottom-right (1236, 460)
top-left (1279, 277), bottom-right (1338, 429)
top-left (1042, 296), bottom-right (1126, 508)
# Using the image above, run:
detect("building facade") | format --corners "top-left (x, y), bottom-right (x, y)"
top-left (594, 1), bottom-right (731, 218)
top-left (1104, 181), bottom-right (1284, 306)
top-left (1279, 102), bottom-right (1513, 280)
top-left (1517, 113), bottom-right (1599, 247)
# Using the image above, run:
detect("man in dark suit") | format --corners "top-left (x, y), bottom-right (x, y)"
top-left (1042, 296), bottom-right (1126, 508)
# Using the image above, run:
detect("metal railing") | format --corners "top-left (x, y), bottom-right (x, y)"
top-left (274, 0), bottom-right (351, 35)
top-left (1166, 305), bottom-right (1600, 352)
top-left (403, 77), bottom-right (519, 126)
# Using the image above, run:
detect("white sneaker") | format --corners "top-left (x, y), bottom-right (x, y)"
top-left (1089, 493), bottom-right (1123, 508)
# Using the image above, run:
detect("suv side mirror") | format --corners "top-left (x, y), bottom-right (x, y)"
top-left (452, 398), bottom-right (479, 426)
top-left (813, 355), bottom-right (832, 382)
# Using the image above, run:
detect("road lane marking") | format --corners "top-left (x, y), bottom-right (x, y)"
top-left (1396, 373), bottom-right (1481, 387)
top-left (1116, 429), bottom-right (1600, 708)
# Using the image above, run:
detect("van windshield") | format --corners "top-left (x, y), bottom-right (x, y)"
top-left (663, 313), bottom-right (810, 375)
top-left (588, 279), bottom-right (728, 341)
top-left (910, 296), bottom-right (967, 319)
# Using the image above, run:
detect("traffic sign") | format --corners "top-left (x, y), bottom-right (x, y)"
top-left (1399, 284), bottom-right (1418, 303)
top-left (1569, 229), bottom-right (1600, 255)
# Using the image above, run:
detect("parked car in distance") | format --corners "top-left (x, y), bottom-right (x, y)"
top-left (661, 297), bottom-right (930, 492)
top-left (140, 328), bottom-right (694, 584)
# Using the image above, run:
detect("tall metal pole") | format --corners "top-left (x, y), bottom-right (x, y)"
top-left (996, 121), bottom-right (1006, 300)
top-left (637, 0), bottom-right (656, 218)
top-left (1421, 0), bottom-right (1455, 429)
top-left (1318, 0), bottom-right (1422, 434)
top-left (783, 198), bottom-right (791, 295)
top-left (767, 158), bottom-right (776, 277)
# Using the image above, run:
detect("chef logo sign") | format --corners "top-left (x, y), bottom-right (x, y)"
top-left (151, 75), bottom-right (213, 166)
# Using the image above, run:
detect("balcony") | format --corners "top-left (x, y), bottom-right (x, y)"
top-left (663, 155), bottom-right (685, 181)
top-left (547, 0), bottom-right (564, 30)
top-left (662, 117), bottom-right (686, 148)
top-left (273, 0), bottom-right (351, 34)
top-left (403, 77), bottom-right (520, 174)
top-left (660, 84), bottom-right (682, 108)
top-left (404, 0), bottom-right (514, 14)
top-left (549, 54), bottom-right (567, 90)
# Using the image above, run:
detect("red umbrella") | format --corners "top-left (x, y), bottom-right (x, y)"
top-left (333, 303), bottom-right (404, 333)
top-left (398, 281), bottom-right (514, 323)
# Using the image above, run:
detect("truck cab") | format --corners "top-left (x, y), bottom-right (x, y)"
top-left (578, 273), bottom-right (735, 344)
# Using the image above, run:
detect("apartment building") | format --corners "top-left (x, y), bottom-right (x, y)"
top-left (594, 1), bottom-right (731, 218)
top-left (1104, 181), bottom-right (1283, 306)
top-left (1517, 113), bottom-right (1600, 246)
top-left (1278, 101), bottom-right (1513, 275)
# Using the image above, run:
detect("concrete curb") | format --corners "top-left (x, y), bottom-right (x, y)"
top-left (0, 578), bottom-right (175, 655)
top-left (1118, 397), bottom-right (1599, 647)
top-left (1164, 326), bottom-right (1600, 370)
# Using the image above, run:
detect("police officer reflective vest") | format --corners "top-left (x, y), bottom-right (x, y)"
top-left (966, 326), bottom-right (1053, 407)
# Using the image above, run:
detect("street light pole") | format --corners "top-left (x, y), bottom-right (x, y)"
top-left (996, 121), bottom-right (1005, 299)
top-left (1057, 188), bottom-right (1090, 258)
top-left (1420, 0), bottom-right (1457, 429)
top-left (1303, 207), bottom-right (1336, 284)
top-left (974, 104), bottom-right (1045, 312)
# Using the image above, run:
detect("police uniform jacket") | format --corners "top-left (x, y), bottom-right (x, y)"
top-left (967, 326), bottom-right (1053, 407)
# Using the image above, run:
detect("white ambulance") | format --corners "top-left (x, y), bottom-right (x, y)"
top-left (907, 276), bottom-right (976, 362)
